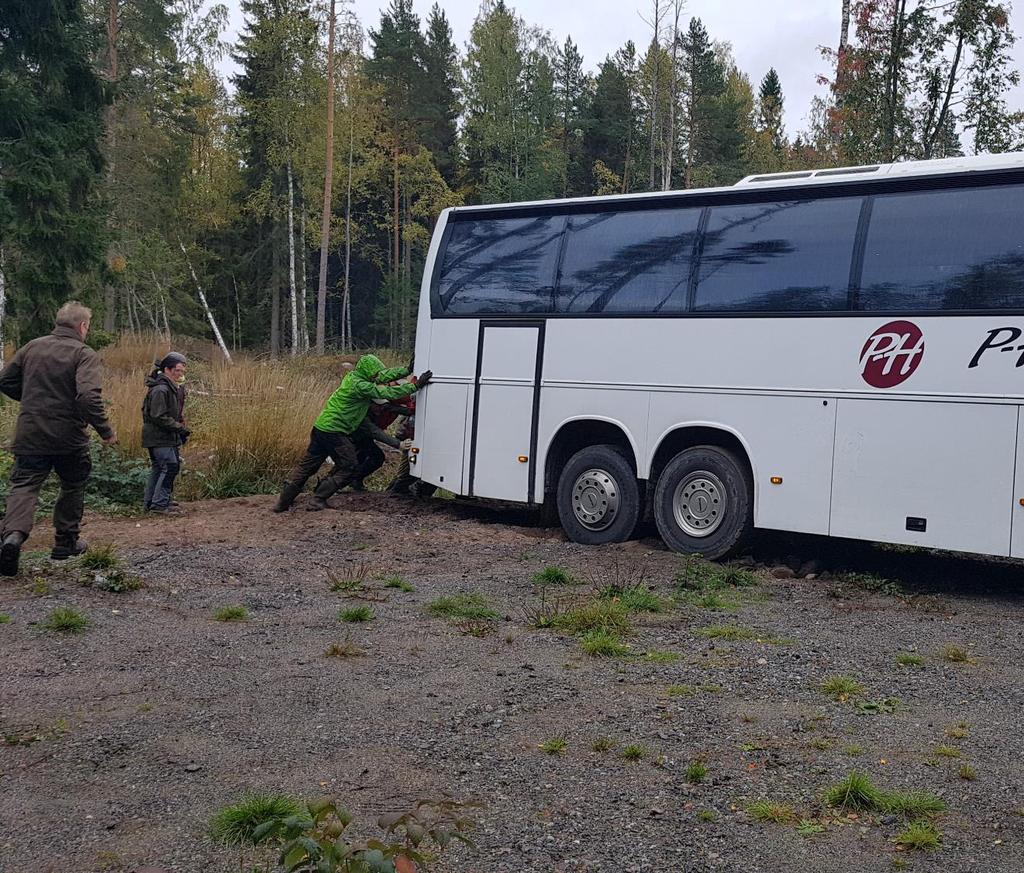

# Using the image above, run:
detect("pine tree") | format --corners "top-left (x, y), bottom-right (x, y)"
top-left (0, 0), bottom-right (110, 338)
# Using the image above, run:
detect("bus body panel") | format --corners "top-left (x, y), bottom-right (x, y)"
top-left (830, 399), bottom-right (1016, 554)
top-left (646, 393), bottom-right (837, 536)
top-left (415, 381), bottom-right (469, 495)
top-left (538, 316), bottom-right (1024, 402)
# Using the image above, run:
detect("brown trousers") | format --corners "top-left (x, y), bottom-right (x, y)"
top-left (284, 427), bottom-right (359, 500)
top-left (3, 451), bottom-right (91, 541)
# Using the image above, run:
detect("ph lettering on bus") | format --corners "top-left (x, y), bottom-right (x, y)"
top-left (860, 321), bottom-right (925, 388)
top-left (968, 326), bottom-right (1024, 368)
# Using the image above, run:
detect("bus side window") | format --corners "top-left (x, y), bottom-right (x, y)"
top-left (436, 216), bottom-right (563, 315)
top-left (859, 184), bottom-right (1024, 311)
top-left (693, 197), bottom-right (861, 313)
top-left (555, 208), bottom-right (702, 314)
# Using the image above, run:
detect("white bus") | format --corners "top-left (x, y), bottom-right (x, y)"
top-left (407, 152), bottom-right (1024, 560)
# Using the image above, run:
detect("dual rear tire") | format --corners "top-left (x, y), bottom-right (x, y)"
top-left (555, 443), bottom-right (752, 559)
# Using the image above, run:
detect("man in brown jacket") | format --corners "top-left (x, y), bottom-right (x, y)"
top-left (0, 301), bottom-right (117, 576)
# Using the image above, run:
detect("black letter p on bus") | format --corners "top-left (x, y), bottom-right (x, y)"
top-left (969, 327), bottom-right (1023, 368)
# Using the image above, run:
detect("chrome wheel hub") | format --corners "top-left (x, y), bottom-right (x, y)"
top-left (571, 468), bottom-right (620, 531)
top-left (673, 471), bottom-right (725, 537)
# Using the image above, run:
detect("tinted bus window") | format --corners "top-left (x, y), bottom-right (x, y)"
top-left (860, 184), bottom-right (1024, 311)
top-left (556, 208), bottom-right (702, 313)
top-left (694, 198), bottom-right (861, 312)
top-left (436, 216), bottom-right (564, 314)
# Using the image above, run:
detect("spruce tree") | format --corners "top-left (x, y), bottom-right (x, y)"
top-left (553, 36), bottom-right (590, 196)
top-left (582, 55), bottom-right (635, 193)
top-left (0, 0), bottom-right (110, 338)
top-left (758, 68), bottom-right (785, 151)
top-left (420, 4), bottom-right (462, 187)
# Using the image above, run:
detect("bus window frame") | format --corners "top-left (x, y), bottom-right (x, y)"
top-left (428, 166), bottom-right (1024, 320)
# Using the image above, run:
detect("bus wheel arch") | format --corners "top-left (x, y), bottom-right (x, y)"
top-left (650, 427), bottom-right (755, 559)
top-left (545, 420), bottom-right (642, 545)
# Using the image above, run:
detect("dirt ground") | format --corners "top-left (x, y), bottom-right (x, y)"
top-left (2, 491), bottom-right (1024, 873)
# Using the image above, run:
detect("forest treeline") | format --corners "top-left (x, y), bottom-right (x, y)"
top-left (2, 0), bottom-right (1022, 355)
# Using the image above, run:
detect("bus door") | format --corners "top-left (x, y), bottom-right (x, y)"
top-left (469, 321), bottom-right (544, 503)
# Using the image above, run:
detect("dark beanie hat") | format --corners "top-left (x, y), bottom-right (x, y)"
top-left (156, 351), bottom-right (187, 371)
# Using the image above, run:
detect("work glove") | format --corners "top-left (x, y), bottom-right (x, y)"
top-left (399, 438), bottom-right (413, 451)
top-left (416, 370), bottom-right (433, 389)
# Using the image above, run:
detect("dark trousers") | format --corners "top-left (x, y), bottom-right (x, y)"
top-left (352, 432), bottom-right (385, 487)
top-left (2, 451), bottom-right (92, 541)
top-left (386, 452), bottom-right (436, 497)
top-left (284, 428), bottom-right (359, 500)
top-left (144, 446), bottom-right (181, 509)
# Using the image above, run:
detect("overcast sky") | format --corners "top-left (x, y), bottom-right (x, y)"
top-left (215, 0), bottom-right (1024, 142)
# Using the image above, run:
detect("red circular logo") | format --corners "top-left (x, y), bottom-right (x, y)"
top-left (860, 320), bottom-right (925, 388)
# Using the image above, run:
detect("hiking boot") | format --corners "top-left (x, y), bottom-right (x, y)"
top-left (305, 496), bottom-right (328, 512)
top-left (272, 483), bottom-right (302, 513)
top-left (148, 505), bottom-right (184, 515)
top-left (0, 532), bottom-right (25, 577)
top-left (350, 479), bottom-right (366, 492)
top-left (51, 537), bottom-right (88, 561)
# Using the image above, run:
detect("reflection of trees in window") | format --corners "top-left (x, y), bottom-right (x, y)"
top-left (696, 200), bottom-right (854, 312)
top-left (863, 251), bottom-right (1024, 311)
top-left (438, 217), bottom-right (562, 312)
top-left (697, 202), bottom-right (799, 286)
top-left (559, 212), bottom-right (700, 313)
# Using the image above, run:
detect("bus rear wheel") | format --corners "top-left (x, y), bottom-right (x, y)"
top-left (556, 445), bottom-right (642, 545)
top-left (654, 446), bottom-right (752, 559)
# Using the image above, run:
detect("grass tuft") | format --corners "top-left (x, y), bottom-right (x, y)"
top-left (592, 736), bottom-right (615, 752)
top-left (941, 644), bottom-right (971, 663)
top-left (538, 736), bottom-right (567, 755)
top-left (381, 575), bottom-right (414, 592)
top-left (894, 820), bottom-right (940, 851)
top-left (821, 675), bottom-right (864, 700)
top-left (209, 792), bottom-right (303, 847)
top-left (550, 599), bottom-right (631, 636)
top-left (621, 744), bottom-right (647, 761)
top-left (325, 638), bottom-right (364, 658)
top-left (957, 763), bottom-right (976, 781)
top-left (213, 605), bottom-right (247, 622)
top-left (747, 800), bottom-right (797, 824)
top-left (338, 606), bottom-right (373, 623)
top-left (694, 624), bottom-right (757, 641)
top-left (79, 544), bottom-right (119, 571)
top-left (43, 606), bottom-right (89, 633)
top-left (581, 628), bottom-right (631, 657)
top-left (642, 649), bottom-right (680, 664)
top-left (896, 652), bottom-right (925, 667)
top-left (933, 745), bottom-right (961, 759)
top-left (0, 613), bottom-right (10, 624)
top-left (598, 584), bottom-right (665, 613)
top-left (697, 809), bottom-right (718, 822)
top-left (824, 771), bottom-right (945, 818)
top-left (427, 592), bottom-right (499, 621)
top-left (685, 760), bottom-right (708, 784)
top-left (532, 566), bottom-right (574, 586)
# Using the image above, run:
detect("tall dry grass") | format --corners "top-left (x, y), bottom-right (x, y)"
top-left (95, 334), bottom-right (399, 499)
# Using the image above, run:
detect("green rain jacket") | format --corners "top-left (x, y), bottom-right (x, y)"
top-left (313, 355), bottom-right (415, 435)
